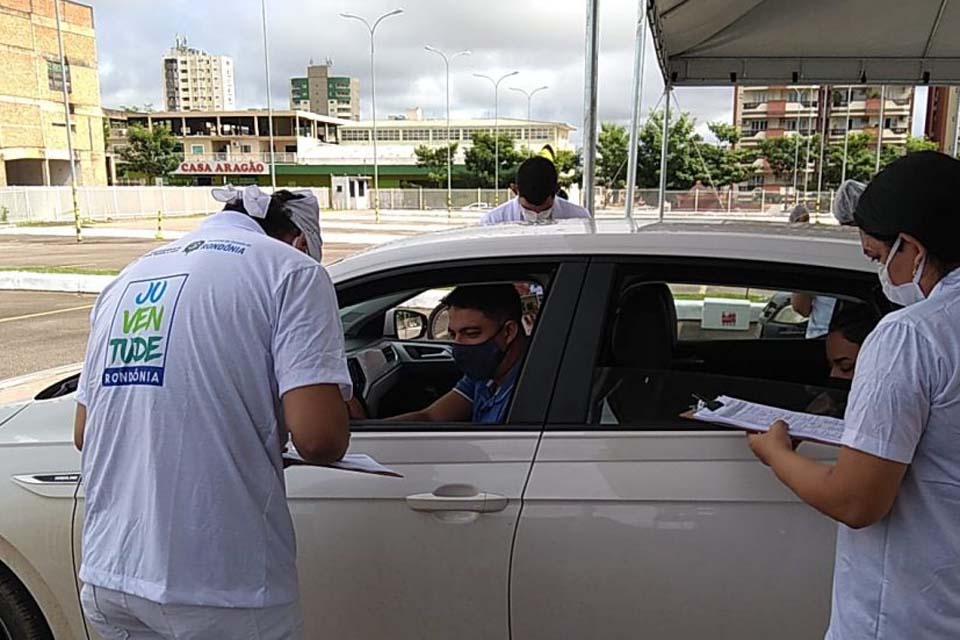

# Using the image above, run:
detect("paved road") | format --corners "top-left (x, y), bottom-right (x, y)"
top-left (0, 290), bottom-right (95, 380)
top-left (0, 235), bottom-right (375, 382)
top-left (0, 235), bottom-right (372, 272)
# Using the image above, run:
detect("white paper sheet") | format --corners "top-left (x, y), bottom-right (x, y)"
top-left (692, 395), bottom-right (846, 445)
top-left (283, 449), bottom-right (403, 478)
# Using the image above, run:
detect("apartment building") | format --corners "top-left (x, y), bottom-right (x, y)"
top-left (289, 63), bottom-right (360, 120)
top-left (0, 0), bottom-right (107, 186)
top-left (924, 86), bottom-right (960, 156)
top-left (162, 36), bottom-right (236, 112)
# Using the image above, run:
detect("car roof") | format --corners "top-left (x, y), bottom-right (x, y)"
top-left (326, 219), bottom-right (873, 282)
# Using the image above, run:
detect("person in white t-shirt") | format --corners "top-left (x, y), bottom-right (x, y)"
top-left (73, 185), bottom-right (351, 639)
top-left (748, 152), bottom-right (960, 639)
top-left (480, 156), bottom-right (591, 225)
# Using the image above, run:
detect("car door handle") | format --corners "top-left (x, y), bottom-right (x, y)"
top-left (405, 492), bottom-right (508, 513)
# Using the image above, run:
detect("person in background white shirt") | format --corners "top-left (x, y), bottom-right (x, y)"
top-left (480, 156), bottom-right (591, 224)
top-left (748, 151), bottom-right (960, 639)
top-left (74, 185), bottom-right (351, 639)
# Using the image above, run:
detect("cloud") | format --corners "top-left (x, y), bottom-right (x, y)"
top-left (93, 0), bottom-right (737, 140)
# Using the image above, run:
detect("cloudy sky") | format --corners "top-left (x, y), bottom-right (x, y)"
top-left (93, 0), bottom-right (927, 141)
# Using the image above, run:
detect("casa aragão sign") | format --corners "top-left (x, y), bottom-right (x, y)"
top-left (176, 158), bottom-right (268, 175)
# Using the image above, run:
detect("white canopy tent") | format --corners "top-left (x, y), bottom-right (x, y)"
top-left (647, 0), bottom-right (960, 86)
top-left (589, 0), bottom-right (960, 221)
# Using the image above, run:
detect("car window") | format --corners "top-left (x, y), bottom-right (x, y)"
top-left (589, 278), bottom-right (869, 430)
top-left (342, 277), bottom-right (549, 427)
top-left (667, 284), bottom-right (838, 341)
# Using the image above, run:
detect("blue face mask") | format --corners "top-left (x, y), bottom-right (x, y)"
top-left (453, 325), bottom-right (507, 381)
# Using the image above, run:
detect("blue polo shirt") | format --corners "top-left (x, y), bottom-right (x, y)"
top-left (452, 364), bottom-right (520, 424)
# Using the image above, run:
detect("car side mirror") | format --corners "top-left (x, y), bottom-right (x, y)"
top-left (384, 309), bottom-right (428, 341)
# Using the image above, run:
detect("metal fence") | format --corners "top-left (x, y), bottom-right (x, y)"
top-left (0, 186), bottom-right (332, 224)
top-left (0, 185), bottom-right (839, 224)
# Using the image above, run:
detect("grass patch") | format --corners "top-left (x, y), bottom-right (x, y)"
top-left (0, 265), bottom-right (119, 276)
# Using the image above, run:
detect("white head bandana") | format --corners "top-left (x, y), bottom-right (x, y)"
top-left (211, 184), bottom-right (323, 263)
top-left (284, 190), bottom-right (323, 263)
top-left (211, 184), bottom-right (272, 219)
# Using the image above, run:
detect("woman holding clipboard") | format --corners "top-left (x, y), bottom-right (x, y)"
top-left (748, 151), bottom-right (960, 639)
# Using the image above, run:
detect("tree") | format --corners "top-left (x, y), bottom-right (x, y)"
top-left (463, 132), bottom-right (523, 188)
top-left (905, 136), bottom-right (939, 154)
top-left (708, 122), bottom-right (741, 147)
top-left (634, 110), bottom-right (707, 189)
top-left (414, 143), bottom-right (458, 188)
top-left (118, 124), bottom-right (181, 182)
top-left (596, 123), bottom-right (629, 187)
top-left (554, 148), bottom-right (582, 188)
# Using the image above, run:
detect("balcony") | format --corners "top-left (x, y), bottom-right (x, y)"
top-left (743, 102), bottom-right (762, 110)
top-left (182, 152), bottom-right (298, 164)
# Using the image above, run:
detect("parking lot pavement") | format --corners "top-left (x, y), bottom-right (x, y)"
top-left (0, 235), bottom-right (373, 273)
top-left (0, 291), bottom-right (96, 380)
top-left (0, 236), bottom-right (375, 383)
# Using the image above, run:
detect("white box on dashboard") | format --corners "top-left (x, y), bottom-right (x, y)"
top-left (701, 297), bottom-right (752, 331)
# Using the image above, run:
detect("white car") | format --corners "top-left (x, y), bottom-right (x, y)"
top-left (459, 201), bottom-right (493, 211)
top-left (0, 220), bottom-right (880, 640)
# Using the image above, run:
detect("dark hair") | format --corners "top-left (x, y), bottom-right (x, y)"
top-left (854, 151), bottom-right (960, 272)
top-left (223, 189), bottom-right (301, 241)
top-left (828, 302), bottom-right (880, 347)
top-left (442, 284), bottom-right (522, 325)
top-left (516, 157), bottom-right (559, 206)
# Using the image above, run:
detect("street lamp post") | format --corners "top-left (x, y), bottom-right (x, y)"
top-left (510, 85), bottom-right (548, 153)
top-left (475, 71), bottom-right (518, 205)
top-left (53, 0), bottom-right (81, 243)
top-left (341, 8), bottom-right (404, 221)
top-left (425, 46), bottom-right (471, 215)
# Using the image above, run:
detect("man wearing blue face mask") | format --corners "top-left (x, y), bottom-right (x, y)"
top-left (387, 284), bottom-right (527, 424)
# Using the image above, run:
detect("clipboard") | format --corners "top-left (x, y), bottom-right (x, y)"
top-left (684, 394), bottom-right (845, 446)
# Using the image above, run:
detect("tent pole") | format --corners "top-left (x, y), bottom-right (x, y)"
top-left (581, 0), bottom-right (601, 214)
top-left (816, 86), bottom-right (828, 211)
top-left (875, 85), bottom-right (885, 175)
top-left (625, 0), bottom-right (647, 221)
top-left (841, 85), bottom-right (852, 183)
top-left (658, 84), bottom-right (671, 222)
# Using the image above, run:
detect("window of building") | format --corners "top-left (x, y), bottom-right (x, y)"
top-left (376, 129), bottom-right (401, 141)
top-left (529, 128), bottom-right (551, 140)
top-left (47, 58), bottom-right (72, 93)
top-left (341, 129), bottom-right (370, 142)
top-left (749, 120), bottom-right (768, 132)
top-left (190, 145), bottom-right (204, 154)
top-left (402, 129), bottom-right (431, 141)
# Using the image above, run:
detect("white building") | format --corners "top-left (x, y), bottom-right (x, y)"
top-left (338, 116), bottom-right (575, 162)
top-left (162, 36), bottom-right (236, 112)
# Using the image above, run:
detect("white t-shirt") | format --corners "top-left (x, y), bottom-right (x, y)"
top-left (480, 196), bottom-right (591, 225)
top-left (76, 211), bottom-right (351, 608)
top-left (826, 269), bottom-right (960, 639)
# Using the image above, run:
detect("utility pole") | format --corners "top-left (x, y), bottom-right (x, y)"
top-left (426, 46), bottom-right (471, 215)
top-left (475, 71), bottom-right (519, 205)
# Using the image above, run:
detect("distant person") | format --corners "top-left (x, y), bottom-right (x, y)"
top-left (481, 157), bottom-right (590, 224)
top-left (832, 180), bottom-right (866, 226)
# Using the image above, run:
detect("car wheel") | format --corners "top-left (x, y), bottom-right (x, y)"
top-left (0, 566), bottom-right (53, 640)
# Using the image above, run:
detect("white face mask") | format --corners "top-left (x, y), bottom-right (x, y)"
top-left (521, 205), bottom-right (553, 223)
top-left (879, 235), bottom-right (927, 307)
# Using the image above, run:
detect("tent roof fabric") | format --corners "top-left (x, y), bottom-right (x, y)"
top-left (648, 0), bottom-right (960, 86)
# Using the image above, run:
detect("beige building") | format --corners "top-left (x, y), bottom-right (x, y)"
top-left (0, 0), bottom-right (106, 186)
top-left (734, 85), bottom-right (914, 187)
top-left (162, 36), bottom-right (236, 112)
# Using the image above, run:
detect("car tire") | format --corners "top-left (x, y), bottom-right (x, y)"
top-left (0, 566), bottom-right (53, 640)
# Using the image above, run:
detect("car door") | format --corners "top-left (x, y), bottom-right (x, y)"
top-left (290, 260), bottom-right (585, 640)
top-left (510, 259), bottom-right (877, 640)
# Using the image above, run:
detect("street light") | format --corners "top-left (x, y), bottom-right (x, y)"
top-left (474, 70), bottom-right (518, 205)
top-left (509, 85), bottom-right (548, 122)
top-left (341, 8), bottom-right (404, 220)
top-left (53, 0), bottom-right (81, 243)
top-left (425, 46), bottom-right (471, 215)
top-left (510, 86), bottom-right (548, 156)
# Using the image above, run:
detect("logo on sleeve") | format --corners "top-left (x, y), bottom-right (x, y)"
top-left (102, 275), bottom-right (188, 387)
